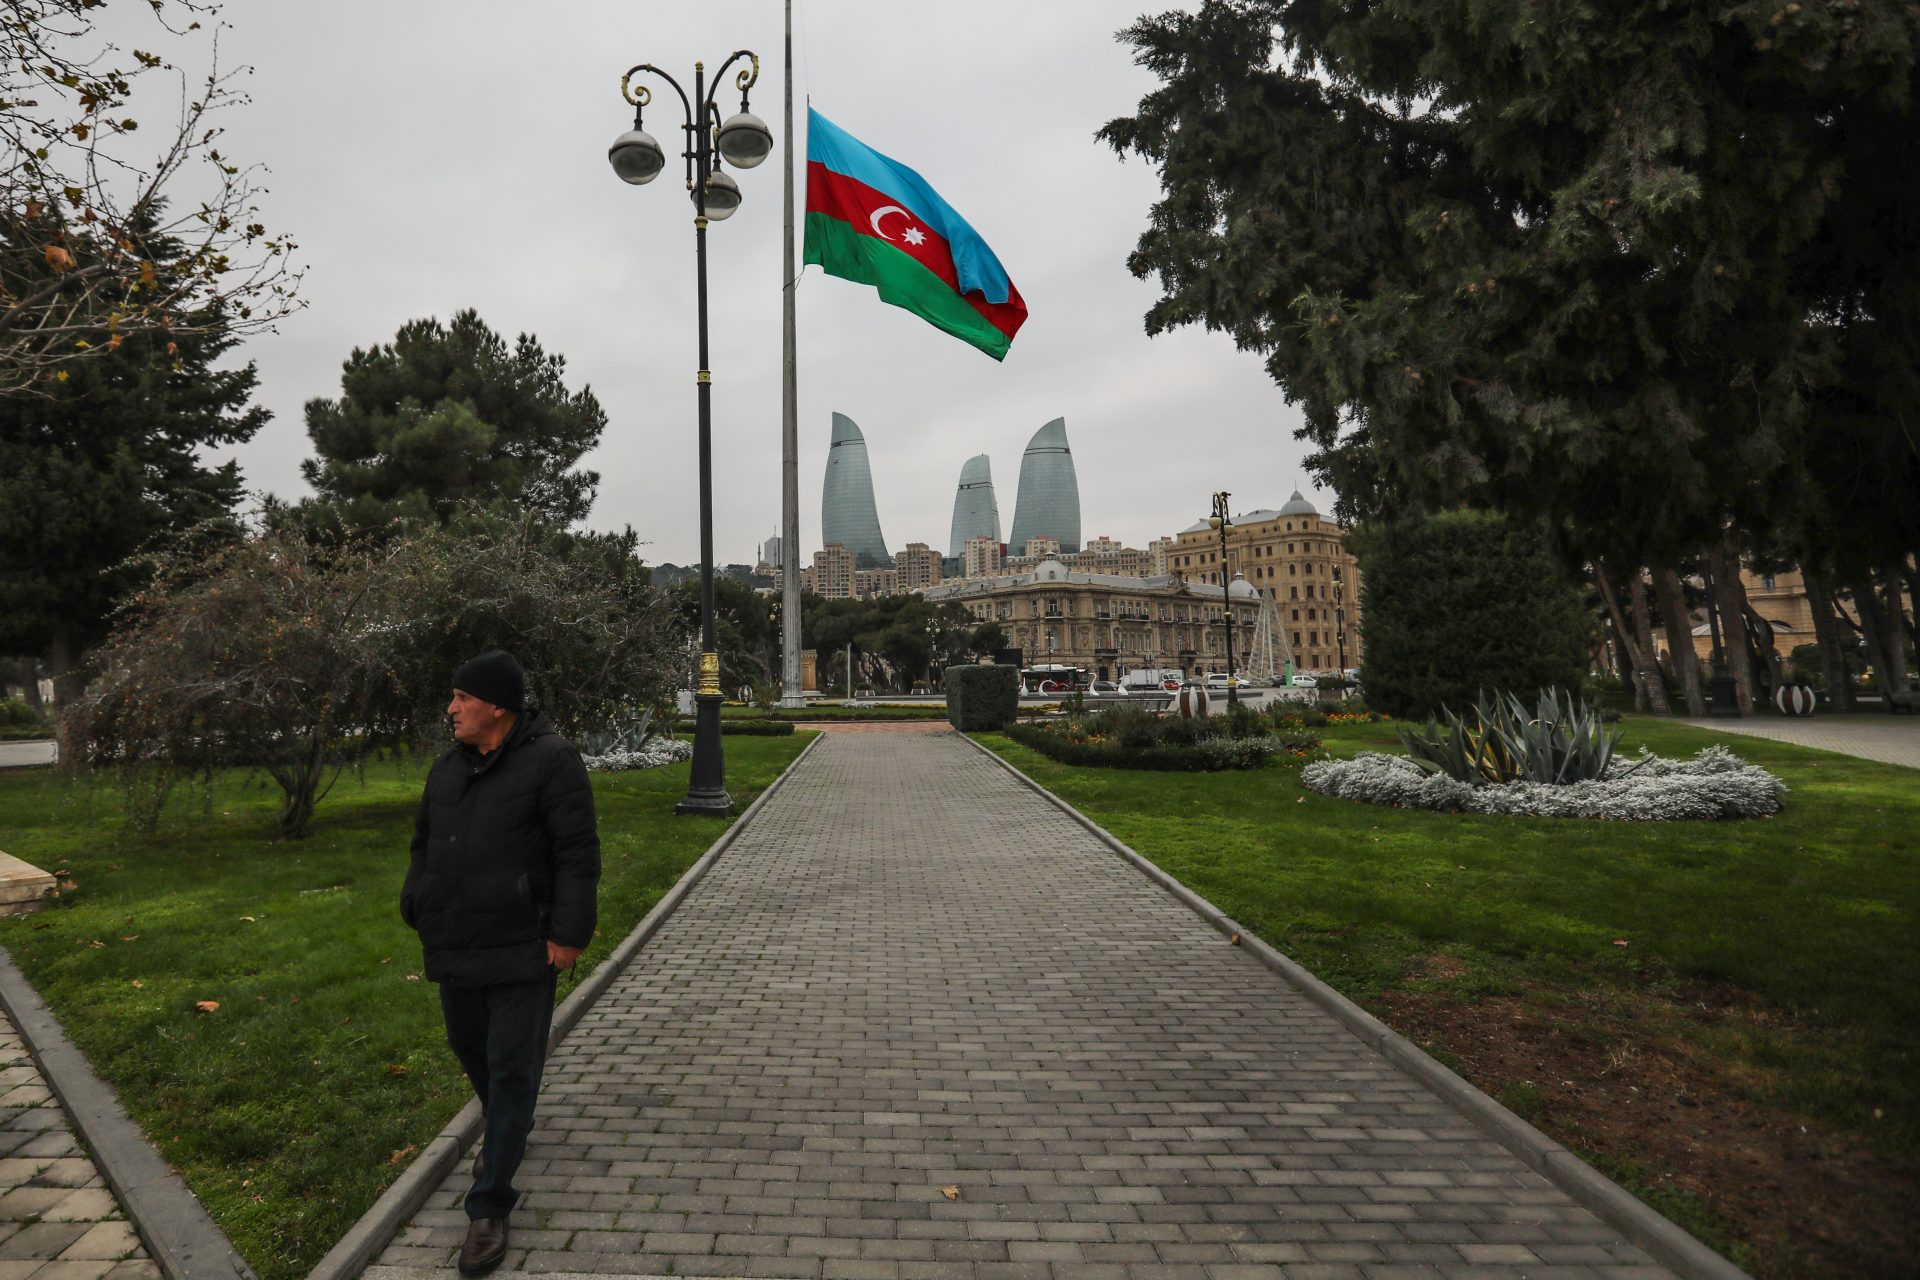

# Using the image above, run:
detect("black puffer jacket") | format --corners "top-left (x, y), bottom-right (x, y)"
top-left (401, 709), bottom-right (600, 986)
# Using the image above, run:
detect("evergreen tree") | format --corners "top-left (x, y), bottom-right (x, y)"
top-left (0, 226), bottom-right (267, 704)
top-left (1355, 510), bottom-right (1589, 720)
top-left (301, 310), bottom-right (604, 531)
top-left (1101, 2), bottom-right (1920, 560)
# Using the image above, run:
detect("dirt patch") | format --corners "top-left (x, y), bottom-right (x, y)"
top-left (1371, 978), bottom-right (1919, 1280)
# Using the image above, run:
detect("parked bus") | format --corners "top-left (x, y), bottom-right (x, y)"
top-left (1020, 664), bottom-right (1089, 693)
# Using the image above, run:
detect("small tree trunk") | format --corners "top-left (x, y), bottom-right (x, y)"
top-left (1652, 566), bottom-right (1707, 716)
top-left (48, 635), bottom-right (86, 763)
top-left (1628, 569), bottom-right (1674, 716)
top-left (1847, 574), bottom-right (1903, 700)
top-left (1741, 598), bottom-right (1784, 698)
top-left (1873, 579), bottom-right (1904, 690)
top-left (1595, 563), bottom-right (1668, 715)
top-left (1709, 543), bottom-right (1755, 713)
top-left (1803, 566), bottom-right (1853, 712)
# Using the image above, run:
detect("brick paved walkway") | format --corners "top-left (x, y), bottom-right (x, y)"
top-left (1677, 714), bottom-right (1920, 770)
top-left (368, 731), bottom-right (1676, 1280)
top-left (0, 1011), bottom-right (156, 1280)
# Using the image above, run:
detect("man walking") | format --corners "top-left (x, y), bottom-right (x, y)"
top-left (401, 650), bottom-right (599, 1276)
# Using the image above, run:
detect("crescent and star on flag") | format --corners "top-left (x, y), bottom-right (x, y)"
top-left (868, 205), bottom-right (928, 247)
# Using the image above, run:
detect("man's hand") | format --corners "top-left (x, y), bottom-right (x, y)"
top-left (547, 941), bottom-right (583, 971)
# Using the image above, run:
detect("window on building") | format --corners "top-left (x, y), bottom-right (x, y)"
top-left (1292, 631), bottom-right (1302, 647)
top-left (1307, 607), bottom-right (1316, 621)
top-left (1289, 564), bottom-right (1297, 576)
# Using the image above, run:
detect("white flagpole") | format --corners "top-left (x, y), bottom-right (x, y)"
top-left (779, 0), bottom-right (804, 706)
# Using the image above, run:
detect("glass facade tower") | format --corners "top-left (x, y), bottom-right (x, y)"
top-left (821, 412), bottom-right (891, 568)
top-left (947, 453), bottom-right (1002, 560)
top-left (1007, 417), bottom-right (1081, 555)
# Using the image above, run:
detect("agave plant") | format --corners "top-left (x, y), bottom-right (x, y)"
top-left (1397, 688), bottom-right (1644, 786)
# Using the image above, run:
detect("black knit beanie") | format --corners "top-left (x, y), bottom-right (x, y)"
top-left (451, 649), bottom-right (525, 714)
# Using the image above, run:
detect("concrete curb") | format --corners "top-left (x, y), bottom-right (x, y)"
top-left (306, 732), bottom-right (825, 1280)
top-left (0, 947), bottom-right (257, 1280)
top-left (959, 732), bottom-right (1750, 1280)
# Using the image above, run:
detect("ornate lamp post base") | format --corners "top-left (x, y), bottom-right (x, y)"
top-left (675, 693), bottom-right (734, 815)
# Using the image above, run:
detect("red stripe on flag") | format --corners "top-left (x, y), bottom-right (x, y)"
top-left (807, 161), bottom-right (1026, 342)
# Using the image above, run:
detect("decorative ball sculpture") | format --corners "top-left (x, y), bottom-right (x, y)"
top-left (1773, 683), bottom-right (1816, 716)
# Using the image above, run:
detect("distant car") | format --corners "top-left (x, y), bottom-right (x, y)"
top-left (1291, 674), bottom-right (1319, 688)
top-left (1089, 680), bottom-right (1124, 695)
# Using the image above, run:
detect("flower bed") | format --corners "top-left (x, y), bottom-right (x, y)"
top-left (1004, 703), bottom-right (1323, 772)
top-left (1302, 744), bottom-right (1786, 820)
top-left (583, 739), bottom-right (693, 772)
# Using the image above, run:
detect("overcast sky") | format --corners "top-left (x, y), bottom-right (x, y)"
top-left (147, 1), bottom-right (1328, 566)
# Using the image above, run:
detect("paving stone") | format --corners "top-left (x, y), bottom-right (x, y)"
top-left (366, 732), bottom-right (1690, 1280)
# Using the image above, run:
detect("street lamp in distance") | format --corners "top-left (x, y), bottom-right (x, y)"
top-left (1206, 491), bottom-right (1238, 708)
top-left (610, 50), bottom-right (772, 816)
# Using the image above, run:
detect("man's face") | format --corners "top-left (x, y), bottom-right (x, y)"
top-left (447, 688), bottom-right (507, 745)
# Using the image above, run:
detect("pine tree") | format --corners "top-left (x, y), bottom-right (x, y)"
top-left (301, 310), bottom-right (605, 532)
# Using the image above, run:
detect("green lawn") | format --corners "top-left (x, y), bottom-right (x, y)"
top-left (0, 734), bottom-right (812, 1280)
top-left (978, 718), bottom-right (1919, 1274)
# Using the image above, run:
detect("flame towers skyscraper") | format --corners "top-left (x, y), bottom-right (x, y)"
top-left (821, 412), bottom-right (891, 568)
top-left (1007, 417), bottom-right (1081, 555)
top-left (947, 454), bottom-right (1001, 560)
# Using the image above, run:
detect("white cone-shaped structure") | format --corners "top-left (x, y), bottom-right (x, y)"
top-left (1007, 417), bottom-right (1081, 556)
top-left (947, 454), bottom-right (1002, 560)
top-left (821, 412), bottom-right (890, 568)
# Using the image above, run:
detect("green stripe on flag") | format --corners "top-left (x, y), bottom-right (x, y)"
top-left (803, 212), bottom-right (1011, 360)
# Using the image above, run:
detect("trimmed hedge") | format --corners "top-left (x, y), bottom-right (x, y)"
top-left (719, 720), bottom-right (797, 736)
top-left (1004, 721), bottom-right (1323, 772)
top-left (945, 664), bottom-right (1018, 731)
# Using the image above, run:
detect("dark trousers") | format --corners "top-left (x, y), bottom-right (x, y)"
top-left (439, 972), bottom-right (557, 1220)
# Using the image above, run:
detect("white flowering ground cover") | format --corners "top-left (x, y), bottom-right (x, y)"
top-left (583, 738), bottom-right (693, 772)
top-left (1301, 744), bottom-right (1786, 820)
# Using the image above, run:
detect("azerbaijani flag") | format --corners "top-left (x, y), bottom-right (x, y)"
top-left (804, 108), bottom-right (1027, 361)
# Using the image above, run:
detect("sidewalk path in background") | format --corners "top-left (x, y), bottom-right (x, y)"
top-left (1678, 714), bottom-right (1920, 770)
top-left (0, 1009), bottom-right (157, 1280)
top-left (367, 729), bottom-right (1688, 1280)
top-left (0, 742), bottom-right (55, 771)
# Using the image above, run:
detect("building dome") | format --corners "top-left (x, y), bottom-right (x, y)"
top-left (1032, 558), bottom-right (1069, 581)
top-left (1228, 572), bottom-right (1258, 598)
top-left (1278, 490), bottom-right (1318, 517)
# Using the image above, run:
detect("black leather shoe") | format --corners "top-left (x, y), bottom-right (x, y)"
top-left (457, 1216), bottom-right (508, 1276)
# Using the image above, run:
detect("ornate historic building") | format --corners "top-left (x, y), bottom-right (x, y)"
top-left (1163, 492), bottom-right (1363, 672)
top-left (925, 559), bottom-right (1260, 683)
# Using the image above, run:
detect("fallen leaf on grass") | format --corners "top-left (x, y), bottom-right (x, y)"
top-left (130, 980), bottom-right (144, 989)
top-left (1612, 939), bottom-right (1629, 947)
top-left (194, 1001), bottom-right (219, 1013)
top-left (388, 1144), bottom-right (417, 1165)
top-left (387, 1063), bottom-right (408, 1076)
top-left (59, 880), bottom-right (77, 891)
top-left (239, 916), bottom-right (256, 923)
top-left (85, 940), bottom-right (105, 949)
top-left (940, 1186), bottom-right (959, 1200)
top-left (405, 973), bottom-right (421, 982)
top-left (120, 936), bottom-right (138, 942)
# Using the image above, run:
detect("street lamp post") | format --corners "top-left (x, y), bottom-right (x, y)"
top-left (610, 51), bottom-right (773, 816)
top-left (1332, 565), bottom-right (1347, 687)
top-left (1207, 491), bottom-right (1238, 708)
